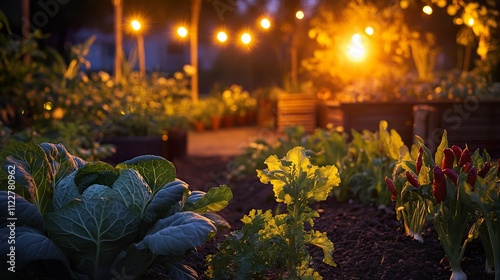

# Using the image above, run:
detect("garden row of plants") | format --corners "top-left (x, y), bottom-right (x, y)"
top-left (0, 140), bottom-right (340, 279)
top-left (0, 120), bottom-right (498, 279)
top-left (230, 121), bottom-right (499, 280)
top-left (0, 24), bottom-right (259, 161)
top-left (233, 121), bottom-right (404, 206)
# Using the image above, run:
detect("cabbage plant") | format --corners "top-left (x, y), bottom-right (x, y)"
top-left (0, 142), bottom-right (232, 280)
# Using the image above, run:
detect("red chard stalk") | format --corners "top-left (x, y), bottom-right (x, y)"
top-left (433, 166), bottom-right (447, 204)
top-left (442, 168), bottom-right (458, 186)
top-left (467, 166), bottom-right (477, 189)
top-left (458, 148), bottom-right (471, 167)
top-left (385, 176), bottom-right (397, 201)
top-left (461, 162), bottom-right (471, 173)
top-left (478, 162), bottom-right (491, 178)
top-left (416, 147), bottom-right (423, 175)
top-left (441, 148), bottom-right (455, 170)
top-left (451, 145), bottom-right (462, 162)
top-left (405, 171), bottom-right (420, 188)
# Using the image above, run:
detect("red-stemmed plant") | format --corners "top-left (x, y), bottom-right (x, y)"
top-left (387, 131), bottom-right (500, 280)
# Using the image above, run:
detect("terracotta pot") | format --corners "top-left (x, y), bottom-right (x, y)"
top-left (210, 115), bottom-right (222, 131)
top-left (193, 121), bottom-right (204, 132)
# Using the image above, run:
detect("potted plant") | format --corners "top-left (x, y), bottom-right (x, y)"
top-left (101, 70), bottom-right (193, 163)
top-left (205, 97), bottom-right (224, 130)
top-left (190, 99), bottom-right (210, 132)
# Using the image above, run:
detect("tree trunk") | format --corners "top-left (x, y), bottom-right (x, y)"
top-left (22, 0), bottom-right (30, 64)
top-left (190, 0), bottom-right (202, 102)
top-left (113, 0), bottom-right (123, 85)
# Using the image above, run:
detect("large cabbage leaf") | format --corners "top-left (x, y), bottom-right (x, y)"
top-left (0, 191), bottom-right (43, 229)
top-left (73, 162), bottom-right (119, 194)
top-left (117, 155), bottom-right (176, 196)
top-left (184, 185), bottom-right (233, 213)
top-left (39, 143), bottom-right (86, 187)
top-left (107, 245), bottom-right (157, 279)
top-left (144, 179), bottom-right (188, 223)
top-left (0, 226), bottom-right (71, 273)
top-left (53, 171), bottom-right (81, 211)
top-left (0, 142), bottom-right (53, 214)
top-left (137, 212), bottom-right (216, 256)
top-left (110, 169), bottom-right (152, 217)
top-left (44, 198), bottom-right (141, 275)
top-left (160, 260), bottom-right (199, 280)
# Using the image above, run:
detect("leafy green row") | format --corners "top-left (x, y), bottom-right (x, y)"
top-left (0, 142), bottom-right (232, 280)
top-left (232, 120), bottom-right (408, 205)
top-left (207, 146), bottom-right (341, 279)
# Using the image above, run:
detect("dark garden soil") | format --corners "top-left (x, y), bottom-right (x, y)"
top-left (152, 155), bottom-right (495, 280)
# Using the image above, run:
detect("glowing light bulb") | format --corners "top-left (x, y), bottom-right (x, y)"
top-left (296, 10), bottom-right (304, 20)
top-left (260, 18), bottom-right (271, 29)
top-left (131, 20), bottom-right (141, 31)
top-left (177, 26), bottom-right (188, 38)
top-left (347, 33), bottom-right (367, 62)
top-left (241, 33), bottom-right (251, 45)
top-left (365, 26), bottom-right (374, 36)
top-left (423, 5), bottom-right (433, 15)
top-left (216, 31), bottom-right (228, 43)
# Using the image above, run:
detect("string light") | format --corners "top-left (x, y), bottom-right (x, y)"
top-left (241, 33), bottom-right (252, 45)
top-left (423, 5), bottom-right (433, 15)
top-left (216, 31), bottom-right (228, 43)
top-left (295, 10), bottom-right (304, 20)
top-left (260, 18), bottom-right (271, 29)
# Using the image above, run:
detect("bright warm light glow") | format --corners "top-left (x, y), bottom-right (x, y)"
top-left (347, 33), bottom-right (367, 62)
top-left (131, 20), bottom-right (141, 31)
top-left (241, 33), bottom-right (252, 45)
top-left (422, 5), bottom-right (433, 15)
top-left (216, 31), bottom-right (228, 43)
top-left (352, 33), bottom-right (362, 45)
top-left (177, 26), bottom-right (188, 38)
top-left (400, 0), bottom-right (409, 9)
top-left (467, 18), bottom-right (475, 26)
top-left (43, 102), bottom-right (53, 111)
top-left (296, 10), bottom-right (304, 20)
top-left (260, 18), bottom-right (271, 29)
top-left (365, 26), bottom-right (374, 36)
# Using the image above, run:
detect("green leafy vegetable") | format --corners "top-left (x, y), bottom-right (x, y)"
top-left (207, 146), bottom-right (340, 279)
top-left (0, 141), bottom-right (231, 279)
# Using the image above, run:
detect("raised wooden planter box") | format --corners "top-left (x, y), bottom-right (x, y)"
top-left (426, 100), bottom-right (500, 158)
top-left (318, 101), bottom-right (344, 129)
top-left (277, 93), bottom-right (316, 133)
top-left (339, 100), bottom-right (500, 159)
top-left (340, 102), bottom-right (415, 145)
top-left (102, 136), bottom-right (169, 165)
top-left (102, 130), bottom-right (188, 164)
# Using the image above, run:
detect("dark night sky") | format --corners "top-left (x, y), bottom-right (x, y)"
top-left (1, 0), bottom-right (497, 88)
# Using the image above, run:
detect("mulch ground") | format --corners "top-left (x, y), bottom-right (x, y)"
top-left (159, 155), bottom-right (495, 280)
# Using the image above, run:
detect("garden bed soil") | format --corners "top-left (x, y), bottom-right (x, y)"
top-left (141, 155), bottom-right (494, 280)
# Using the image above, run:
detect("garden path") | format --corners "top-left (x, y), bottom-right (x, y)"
top-left (187, 126), bottom-right (278, 156)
